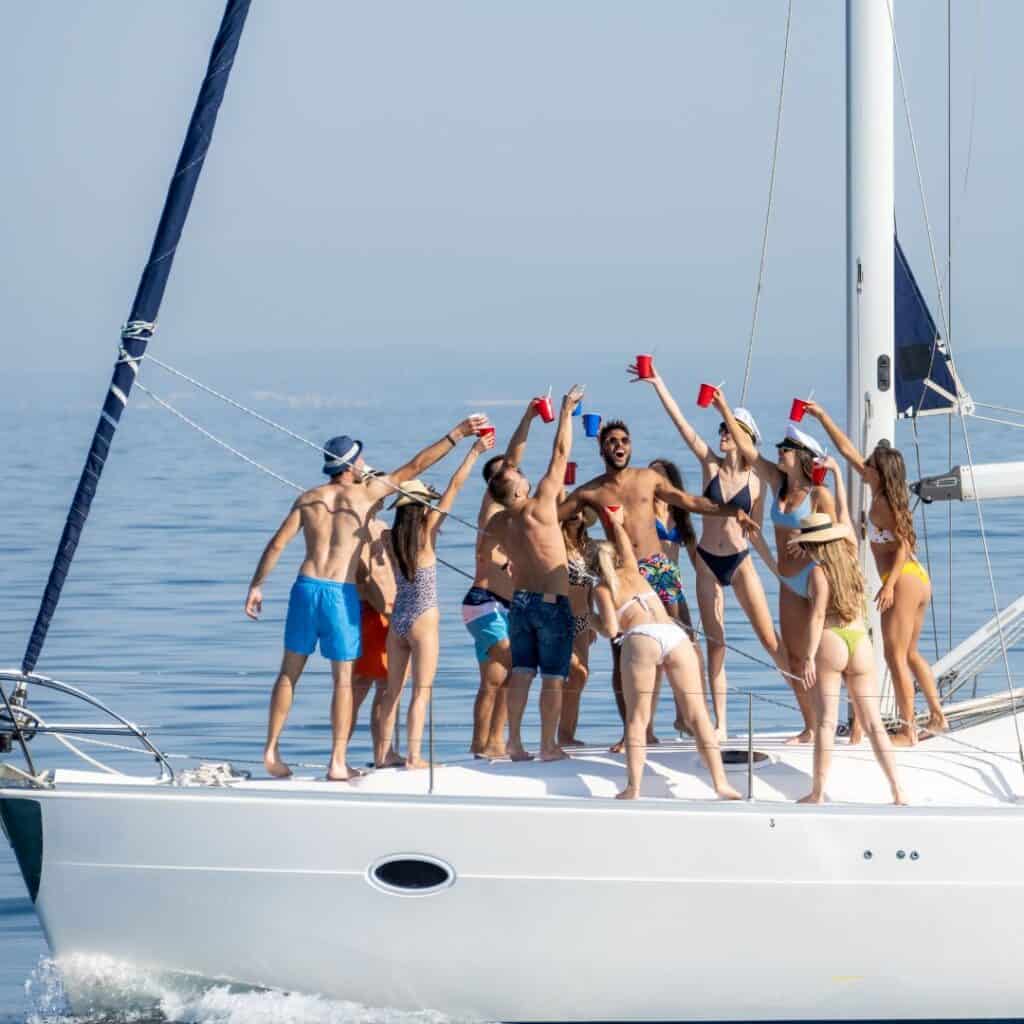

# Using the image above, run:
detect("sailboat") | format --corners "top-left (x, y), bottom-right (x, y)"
top-left (3, 1), bottom-right (1024, 1020)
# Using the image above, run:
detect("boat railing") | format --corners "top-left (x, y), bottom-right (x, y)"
top-left (0, 669), bottom-right (174, 784)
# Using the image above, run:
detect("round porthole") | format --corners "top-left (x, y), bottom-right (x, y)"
top-left (368, 855), bottom-right (455, 896)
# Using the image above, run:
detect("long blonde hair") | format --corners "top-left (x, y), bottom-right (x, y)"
top-left (591, 541), bottom-right (622, 604)
top-left (870, 445), bottom-right (916, 552)
top-left (809, 539), bottom-right (865, 623)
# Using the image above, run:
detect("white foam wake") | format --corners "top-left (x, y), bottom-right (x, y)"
top-left (26, 955), bottom-right (478, 1024)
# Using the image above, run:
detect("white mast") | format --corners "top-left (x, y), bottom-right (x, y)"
top-left (847, 0), bottom-right (896, 714)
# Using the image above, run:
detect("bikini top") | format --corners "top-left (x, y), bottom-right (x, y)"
top-left (655, 518), bottom-right (681, 544)
top-left (616, 589), bottom-right (659, 618)
top-left (567, 554), bottom-right (596, 587)
top-left (770, 488), bottom-right (812, 530)
top-left (868, 521), bottom-right (897, 544)
top-left (704, 470), bottom-right (753, 515)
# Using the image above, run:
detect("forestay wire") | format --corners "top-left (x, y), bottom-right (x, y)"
top-left (740, 0), bottom-right (793, 406)
top-left (885, 0), bottom-right (1023, 769)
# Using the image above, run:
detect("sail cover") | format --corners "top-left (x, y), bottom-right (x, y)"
top-left (894, 235), bottom-right (971, 418)
top-left (21, 0), bottom-right (251, 675)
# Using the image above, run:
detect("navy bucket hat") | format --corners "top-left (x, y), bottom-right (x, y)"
top-left (322, 435), bottom-right (363, 476)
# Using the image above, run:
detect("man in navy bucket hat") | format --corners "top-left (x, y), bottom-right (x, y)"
top-left (246, 412), bottom-right (487, 781)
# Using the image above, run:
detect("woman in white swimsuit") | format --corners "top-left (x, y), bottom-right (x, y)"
top-left (591, 506), bottom-right (742, 801)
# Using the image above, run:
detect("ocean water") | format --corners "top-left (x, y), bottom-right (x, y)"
top-left (2, 372), bottom-right (1023, 1022)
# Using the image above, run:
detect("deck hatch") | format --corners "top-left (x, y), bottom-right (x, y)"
top-left (369, 855), bottom-right (454, 896)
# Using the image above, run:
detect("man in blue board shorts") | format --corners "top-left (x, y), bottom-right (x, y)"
top-left (245, 414), bottom-right (486, 781)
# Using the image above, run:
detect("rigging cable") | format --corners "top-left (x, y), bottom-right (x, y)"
top-left (885, 0), bottom-right (1023, 770)
top-left (133, 380), bottom-right (477, 584)
top-left (740, 0), bottom-right (793, 406)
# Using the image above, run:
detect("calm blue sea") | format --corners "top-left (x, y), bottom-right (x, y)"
top-left (2, 368), bottom-right (1023, 1022)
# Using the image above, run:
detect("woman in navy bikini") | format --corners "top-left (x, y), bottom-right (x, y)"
top-left (634, 363), bottom-right (789, 739)
top-left (714, 389), bottom-right (836, 744)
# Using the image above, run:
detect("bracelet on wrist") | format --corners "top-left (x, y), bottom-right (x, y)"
top-left (445, 432), bottom-right (457, 447)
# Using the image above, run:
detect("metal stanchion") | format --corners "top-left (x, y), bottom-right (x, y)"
top-left (428, 684), bottom-right (435, 795)
top-left (747, 692), bottom-right (754, 801)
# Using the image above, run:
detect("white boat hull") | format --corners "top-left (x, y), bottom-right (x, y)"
top-left (5, 740), bottom-right (1024, 1022)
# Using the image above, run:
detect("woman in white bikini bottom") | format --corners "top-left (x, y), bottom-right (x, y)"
top-left (591, 511), bottom-right (742, 801)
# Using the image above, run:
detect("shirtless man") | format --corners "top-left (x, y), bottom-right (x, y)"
top-left (351, 501), bottom-right (402, 767)
top-left (487, 385), bottom-right (585, 762)
top-left (560, 419), bottom-right (758, 744)
top-left (245, 416), bottom-right (486, 780)
top-left (462, 399), bottom-right (540, 758)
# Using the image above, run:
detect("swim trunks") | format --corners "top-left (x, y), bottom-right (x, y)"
top-left (509, 590), bottom-right (573, 680)
top-left (462, 586), bottom-right (510, 663)
top-left (637, 552), bottom-right (683, 608)
top-left (354, 602), bottom-right (389, 680)
top-left (284, 575), bottom-right (361, 662)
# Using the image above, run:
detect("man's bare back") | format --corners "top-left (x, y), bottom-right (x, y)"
top-left (294, 479), bottom-right (382, 584)
top-left (474, 493), bottom-right (514, 600)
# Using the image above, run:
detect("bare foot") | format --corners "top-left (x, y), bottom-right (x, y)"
top-left (925, 711), bottom-right (949, 734)
top-left (375, 751), bottom-right (404, 768)
top-left (263, 749), bottom-right (292, 779)
top-left (848, 721), bottom-right (864, 745)
top-left (616, 785), bottom-right (639, 800)
top-left (784, 729), bottom-right (813, 746)
top-left (540, 744), bottom-right (569, 762)
top-left (893, 789), bottom-right (909, 806)
top-left (674, 716), bottom-right (693, 737)
top-left (798, 791), bottom-right (824, 804)
top-left (558, 735), bottom-right (586, 749)
top-left (646, 731), bottom-right (661, 745)
top-left (715, 783), bottom-right (743, 801)
top-left (480, 743), bottom-right (507, 759)
top-left (405, 756), bottom-right (429, 770)
top-left (609, 737), bottom-right (625, 754)
top-left (508, 742), bottom-right (534, 762)
top-left (325, 763), bottom-right (365, 782)
top-left (890, 728), bottom-right (918, 748)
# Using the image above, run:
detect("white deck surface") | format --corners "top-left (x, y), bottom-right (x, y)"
top-left (52, 713), bottom-right (1024, 807)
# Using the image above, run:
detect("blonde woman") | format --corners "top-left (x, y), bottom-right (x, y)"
top-left (376, 434), bottom-right (495, 769)
top-left (714, 389), bottom-right (835, 744)
top-left (635, 364), bottom-right (788, 739)
top-left (795, 512), bottom-right (907, 805)
top-left (591, 506), bottom-right (741, 801)
top-left (803, 402), bottom-right (946, 744)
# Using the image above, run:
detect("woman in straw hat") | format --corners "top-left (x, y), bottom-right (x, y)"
top-left (376, 433), bottom-right (496, 769)
top-left (590, 505), bottom-right (741, 801)
top-left (631, 361), bottom-right (789, 741)
top-left (801, 401), bottom-right (947, 745)
top-left (712, 389), bottom-right (836, 745)
top-left (794, 512), bottom-right (907, 805)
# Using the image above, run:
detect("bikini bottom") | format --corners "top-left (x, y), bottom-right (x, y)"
top-left (697, 547), bottom-right (749, 588)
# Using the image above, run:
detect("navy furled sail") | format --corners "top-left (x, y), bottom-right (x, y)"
top-left (21, 0), bottom-right (251, 676)
top-left (894, 234), bottom-right (971, 419)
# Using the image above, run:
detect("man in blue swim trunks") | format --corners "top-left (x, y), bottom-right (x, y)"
top-left (245, 414), bottom-right (486, 780)
top-left (463, 398), bottom-right (542, 758)
top-left (487, 384), bottom-right (585, 762)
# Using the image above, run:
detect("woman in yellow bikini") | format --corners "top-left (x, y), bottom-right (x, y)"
top-left (794, 512), bottom-right (907, 805)
top-left (804, 402), bottom-right (947, 745)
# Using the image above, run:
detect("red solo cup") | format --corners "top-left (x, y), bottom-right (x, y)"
top-left (606, 504), bottom-right (621, 513)
top-left (790, 398), bottom-right (809, 422)
top-left (635, 353), bottom-right (654, 379)
top-left (564, 461), bottom-right (577, 485)
top-left (811, 461), bottom-right (828, 485)
top-left (476, 425), bottom-right (495, 439)
top-left (697, 383), bottom-right (717, 408)
top-left (534, 396), bottom-right (555, 423)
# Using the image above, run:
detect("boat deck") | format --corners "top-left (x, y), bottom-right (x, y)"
top-left (51, 713), bottom-right (1024, 807)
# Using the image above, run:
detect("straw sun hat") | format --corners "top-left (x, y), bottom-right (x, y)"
top-left (795, 512), bottom-right (848, 544)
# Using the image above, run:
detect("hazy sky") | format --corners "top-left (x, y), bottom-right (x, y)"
top-left (3, 2), bottom-right (1021, 404)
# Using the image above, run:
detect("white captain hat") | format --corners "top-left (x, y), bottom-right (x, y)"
top-left (776, 422), bottom-right (825, 458)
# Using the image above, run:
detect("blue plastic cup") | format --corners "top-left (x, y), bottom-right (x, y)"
top-left (583, 413), bottom-right (601, 438)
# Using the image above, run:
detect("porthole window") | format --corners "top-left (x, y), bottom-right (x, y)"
top-left (368, 855), bottom-right (455, 896)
